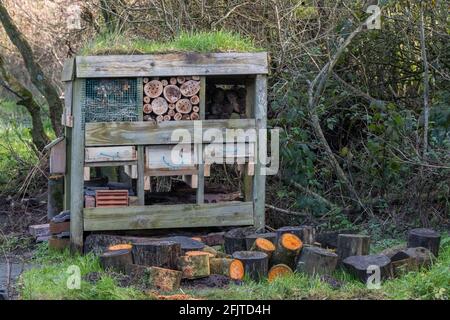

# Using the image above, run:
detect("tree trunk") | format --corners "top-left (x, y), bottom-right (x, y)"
top-left (268, 264), bottom-right (293, 282)
top-left (342, 254), bottom-right (393, 284)
top-left (296, 246), bottom-right (338, 276)
top-left (407, 228), bottom-right (441, 257)
top-left (209, 258), bottom-right (244, 280)
top-left (245, 232), bottom-right (277, 250)
top-left (99, 249), bottom-right (133, 273)
top-left (0, 3), bottom-right (63, 136)
top-left (336, 234), bottom-right (370, 262)
top-left (0, 55), bottom-right (49, 150)
top-left (177, 254), bottom-right (210, 279)
top-left (271, 233), bottom-right (302, 269)
top-left (132, 241), bottom-right (181, 269)
top-left (232, 251), bottom-right (268, 281)
top-left (250, 238), bottom-right (276, 259)
top-left (148, 266), bottom-right (182, 291)
top-left (276, 226), bottom-right (316, 245)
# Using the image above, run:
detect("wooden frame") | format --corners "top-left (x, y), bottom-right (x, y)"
top-left (62, 52), bottom-right (268, 252)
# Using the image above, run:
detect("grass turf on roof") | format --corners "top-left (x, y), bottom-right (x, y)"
top-left (79, 31), bottom-right (262, 56)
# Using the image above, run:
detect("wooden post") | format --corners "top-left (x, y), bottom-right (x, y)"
top-left (69, 79), bottom-right (85, 252)
top-left (253, 75), bottom-right (267, 228)
top-left (242, 79), bottom-right (255, 202)
top-left (137, 78), bottom-right (145, 205)
top-left (196, 76), bottom-right (206, 204)
top-left (63, 82), bottom-right (72, 211)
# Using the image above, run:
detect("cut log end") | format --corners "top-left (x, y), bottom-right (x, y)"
top-left (268, 264), bottom-right (293, 282)
top-left (229, 259), bottom-right (245, 280)
top-left (108, 244), bottom-right (133, 251)
top-left (281, 233), bottom-right (302, 251)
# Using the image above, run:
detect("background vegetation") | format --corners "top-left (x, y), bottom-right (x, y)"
top-left (0, 0), bottom-right (448, 241)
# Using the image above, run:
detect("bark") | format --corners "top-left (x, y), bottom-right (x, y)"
top-left (419, 3), bottom-right (430, 158)
top-left (0, 55), bottom-right (49, 151)
top-left (0, 3), bottom-right (63, 136)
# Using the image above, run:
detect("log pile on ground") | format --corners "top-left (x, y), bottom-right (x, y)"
top-left (91, 226), bottom-right (442, 292)
top-left (143, 77), bottom-right (201, 122)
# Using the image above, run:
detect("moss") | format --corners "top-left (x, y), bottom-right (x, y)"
top-left (79, 31), bottom-right (263, 56)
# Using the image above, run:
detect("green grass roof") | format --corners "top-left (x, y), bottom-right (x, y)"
top-left (79, 31), bottom-right (263, 56)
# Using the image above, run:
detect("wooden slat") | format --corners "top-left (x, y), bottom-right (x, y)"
top-left (61, 57), bottom-right (75, 82)
top-left (84, 201), bottom-right (254, 231)
top-left (85, 119), bottom-right (257, 146)
top-left (75, 52), bottom-right (268, 78)
top-left (253, 75), bottom-right (267, 229)
top-left (197, 76), bottom-right (206, 204)
top-left (69, 79), bottom-right (85, 252)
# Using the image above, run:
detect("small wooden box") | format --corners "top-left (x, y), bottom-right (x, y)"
top-left (85, 146), bottom-right (136, 163)
top-left (95, 190), bottom-right (129, 208)
top-left (145, 144), bottom-right (197, 176)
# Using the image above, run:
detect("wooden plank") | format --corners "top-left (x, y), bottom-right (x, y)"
top-left (85, 146), bottom-right (136, 163)
top-left (85, 119), bottom-right (257, 146)
top-left (63, 82), bottom-right (73, 127)
top-left (243, 79), bottom-right (255, 202)
top-left (64, 127), bottom-right (72, 211)
top-left (76, 52), bottom-right (268, 78)
top-left (61, 57), bottom-right (75, 82)
top-left (84, 167), bottom-right (90, 181)
top-left (197, 77), bottom-right (206, 204)
top-left (84, 160), bottom-right (137, 168)
top-left (145, 144), bottom-right (195, 171)
top-left (69, 79), bottom-right (85, 252)
top-left (84, 201), bottom-right (254, 231)
top-left (49, 139), bottom-right (66, 174)
top-left (253, 75), bottom-right (267, 228)
top-left (136, 77), bottom-right (145, 206)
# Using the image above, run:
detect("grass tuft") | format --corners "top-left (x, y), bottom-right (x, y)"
top-left (79, 31), bottom-right (262, 56)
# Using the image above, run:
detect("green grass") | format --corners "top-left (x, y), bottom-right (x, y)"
top-left (79, 31), bottom-right (262, 55)
top-left (18, 237), bottom-right (450, 300)
top-left (18, 244), bottom-right (148, 300)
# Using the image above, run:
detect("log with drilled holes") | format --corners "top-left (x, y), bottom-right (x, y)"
top-left (148, 266), bottom-right (182, 291)
top-left (99, 249), bottom-right (133, 273)
top-left (268, 264), bottom-right (293, 282)
top-left (209, 258), bottom-right (245, 280)
top-left (144, 80), bottom-right (163, 98)
top-left (271, 233), bottom-right (303, 269)
top-left (177, 252), bottom-right (210, 279)
top-left (232, 251), bottom-right (268, 281)
top-left (132, 241), bottom-right (181, 269)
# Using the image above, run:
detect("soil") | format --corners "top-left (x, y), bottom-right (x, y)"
top-left (181, 274), bottom-right (242, 289)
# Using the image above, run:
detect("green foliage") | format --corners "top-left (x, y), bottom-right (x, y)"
top-left (80, 31), bottom-right (262, 55)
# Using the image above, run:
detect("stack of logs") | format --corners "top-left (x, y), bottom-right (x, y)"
top-left (143, 76), bottom-right (201, 123)
top-left (96, 226), bottom-right (442, 291)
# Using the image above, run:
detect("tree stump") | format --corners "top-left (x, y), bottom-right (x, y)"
top-left (250, 238), bottom-right (276, 259)
top-left (391, 247), bottom-right (435, 269)
top-left (224, 227), bottom-right (257, 254)
top-left (296, 246), bottom-right (338, 276)
top-left (245, 232), bottom-right (277, 250)
top-left (177, 253), bottom-right (210, 279)
top-left (160, 236), bottom-right (205, 254)
top-left (99, 249), bottom-right (133, 273)
top-left (342, 254), bottom-right (393, 283)
top-left (276, 225), bottom-right (315, 244)
top-left (337, 234), bottom-right (370, 262)
top-left (232, 251), bottom-right (268, 281)
top-left (268, 264), bottom-right (293, 282)
top-left (316, 230), bottom-right (355, 249)
top-left (148, 266), bottom-right (182, 292)
top-left (271, 233), bottom-right (302, 269)
top-left (132, 241), bottom-right (181, 269)
top-left (209, 258), bottom-right (245, 280)
top-left (407, 228), bottom-right (441, 257)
